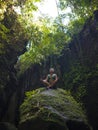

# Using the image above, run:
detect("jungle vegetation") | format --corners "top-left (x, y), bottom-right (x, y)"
top-left (1, 0), bottom-right (98, 73)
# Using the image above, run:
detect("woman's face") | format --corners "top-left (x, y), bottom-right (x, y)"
top-left (49, 68), bottom-right (54, 74)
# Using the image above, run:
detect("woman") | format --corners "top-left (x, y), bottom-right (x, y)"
top-left (41, 68), bottom-right (58, 89)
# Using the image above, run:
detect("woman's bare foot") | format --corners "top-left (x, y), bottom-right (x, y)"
top-left (47, 84), bottom-right (52, 89)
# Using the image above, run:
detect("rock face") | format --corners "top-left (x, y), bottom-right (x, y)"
top-left (19, 88), bottom-right (91, 130)
top-left (0, 122), bottom-right (17, 130)
top-left (59, 10), bottom-right (98, 130)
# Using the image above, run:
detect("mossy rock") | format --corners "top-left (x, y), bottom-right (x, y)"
top-left (19, 88), bottom-right (91, 130)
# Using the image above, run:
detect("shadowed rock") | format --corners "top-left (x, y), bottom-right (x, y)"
top-left (0, 122), bottom-right (17, 130)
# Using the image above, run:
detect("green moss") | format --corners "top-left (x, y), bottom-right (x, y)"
top-left (20, 88), bottom-right (87, 127)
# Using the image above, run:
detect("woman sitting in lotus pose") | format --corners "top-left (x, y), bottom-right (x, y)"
top-left (41, 68), bottom-right (58, 89)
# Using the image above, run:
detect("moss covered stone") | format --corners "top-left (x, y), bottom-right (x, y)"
top-left (19, 88), bottom-right (91, 130)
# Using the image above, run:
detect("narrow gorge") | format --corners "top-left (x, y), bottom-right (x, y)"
top-left (0, 0), bottom-right (98, 130)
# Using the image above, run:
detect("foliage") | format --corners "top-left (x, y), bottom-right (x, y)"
top-left (16, 0), bottom-right (97, 74)
top-left (0, 0), bottom-right (97, 78)
top-left (17, 27), bottom-right (55, 73)
top-left (0, 0), bottom-right (43, 75)
top-left (16, 16), bottom-right (67, 74)
top-left (0, 23), bottom-right (9, 55)
top-left (55, 0), bottom-right (98, 42)
top-left (63, 63), bottom-right (98, 101)
top-left (65, 18), bottom-right (85, 41)
top-left (2, 0), bottom-right (96, 75)
top-left (59, 0), bottom-right (98, 18)
top-left (0, 0), bottom-right (29, 88)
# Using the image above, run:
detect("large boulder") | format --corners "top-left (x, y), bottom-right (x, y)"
top-left (19, 88), bottom-right (91, 130)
